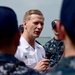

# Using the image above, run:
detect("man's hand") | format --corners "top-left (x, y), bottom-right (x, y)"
top-left (34, 59), bottom-right (50, 72)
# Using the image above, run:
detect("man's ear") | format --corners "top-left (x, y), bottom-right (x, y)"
top-left (56, 20), bottom-right (61, 32)
top-left (56, 21), bottom-right (65, 40)
top-left (23, 20), bottom-right (27, 29)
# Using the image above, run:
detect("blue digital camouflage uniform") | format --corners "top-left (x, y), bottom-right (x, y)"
top-left (0, 53), bottom-right (43, 75)
top-left (45, 56), bottom-right (75, 75)
top-left (43, 37), bottom-right (64, 67)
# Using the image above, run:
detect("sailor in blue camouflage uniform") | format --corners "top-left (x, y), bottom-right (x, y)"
top-left (45, 0), bottom-right (75, 75)
top-left (45, 57), bottom-right (75, 75)
top-left (43, 20), bottom-right (64, 67)
top-left (0, 53), bottom-right (42, 75)
top-left (0, 6), bottom-right (43, 75)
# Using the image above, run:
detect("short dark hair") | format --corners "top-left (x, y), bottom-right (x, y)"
top-left (60, 0), bottom-right (75, 43)
top-left (19, 24), bottom-right (24, 33)
top-left (0, 6), bottom-right (18, 47)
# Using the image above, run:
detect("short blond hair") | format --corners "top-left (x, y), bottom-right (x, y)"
top-left (23, 9), bottom-right (44, 21)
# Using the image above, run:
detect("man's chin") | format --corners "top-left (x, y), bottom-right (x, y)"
top-left (35, 35), bottom-right (40, 38)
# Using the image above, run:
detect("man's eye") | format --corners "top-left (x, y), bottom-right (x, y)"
top-left (34, 22), bottom-right (39, 25)
top-left (41, 23), bottom-right (44, 26)
top-left (34, 22), bottom-right (44, 26)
